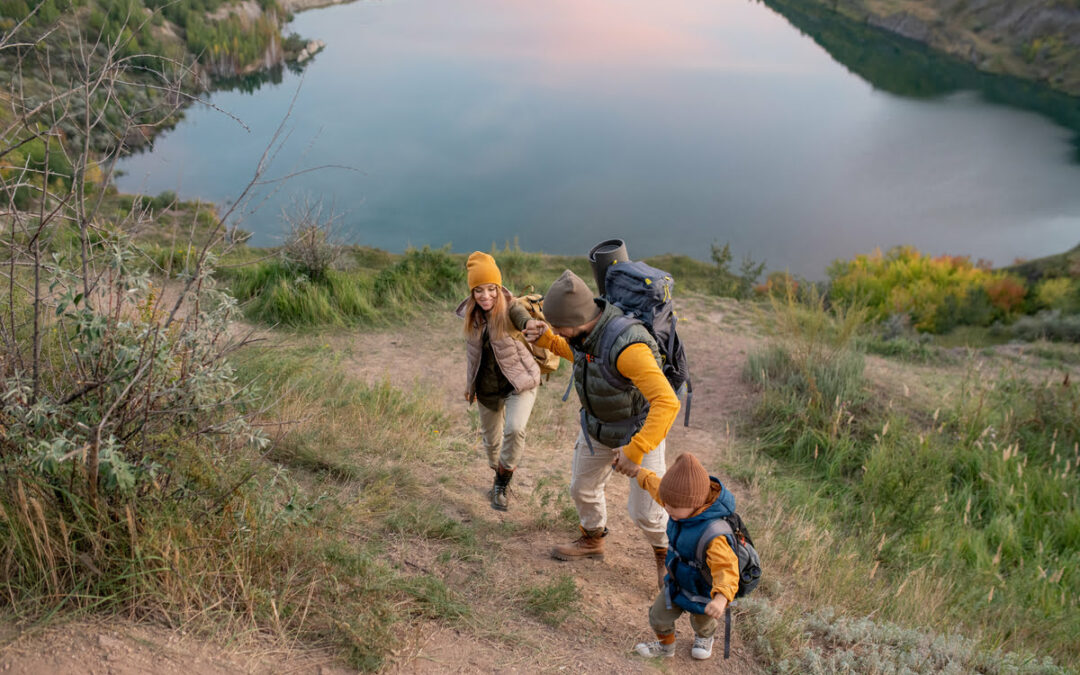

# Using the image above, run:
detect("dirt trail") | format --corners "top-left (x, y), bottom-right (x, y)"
top-left (1, 297), bottom-right (767, 674)
top-left (339, 297), bottom-right (764, 673)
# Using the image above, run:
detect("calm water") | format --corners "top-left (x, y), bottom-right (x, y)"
top-left (116, 0), bottom-right (1080, 277)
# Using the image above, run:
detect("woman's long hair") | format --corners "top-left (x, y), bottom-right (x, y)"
top-left (463, 287), bottom-right (514, 341)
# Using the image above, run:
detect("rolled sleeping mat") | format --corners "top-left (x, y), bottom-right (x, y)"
top-left (588, 239), bottom-right (630, 297)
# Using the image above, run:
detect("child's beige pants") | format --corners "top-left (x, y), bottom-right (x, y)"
top-left (649, 590), bottom-right (718, 637)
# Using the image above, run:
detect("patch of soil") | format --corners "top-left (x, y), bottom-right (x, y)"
top-left (0, 620), bottom-right (352, 675)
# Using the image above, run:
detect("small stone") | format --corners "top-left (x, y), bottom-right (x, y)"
top-left (98, 635), bottom-right (125, 652)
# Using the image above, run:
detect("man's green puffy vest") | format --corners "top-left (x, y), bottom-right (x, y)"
top-left (573, 301), bottom-right (662, 447)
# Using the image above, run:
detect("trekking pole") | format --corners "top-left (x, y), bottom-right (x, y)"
top-left (724, 604), bottom-right (732, 659)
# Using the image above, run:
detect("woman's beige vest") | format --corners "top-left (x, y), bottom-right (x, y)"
top-left (456, 288), bottom-right (541, 396)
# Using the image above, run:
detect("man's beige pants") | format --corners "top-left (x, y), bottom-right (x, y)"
top-left (569, 431), bottom-right (669, 549)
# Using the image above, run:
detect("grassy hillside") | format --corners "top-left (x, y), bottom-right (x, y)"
top-left (4, 224), bottom-right (1078, 671)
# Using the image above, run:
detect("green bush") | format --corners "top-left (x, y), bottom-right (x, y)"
top-left (1035, 277), bottom-right (1079, 312)
top-left (856, 335), bottom-right (941, 362)
top-left (1010, 311), bottom-right (1080, 343)
top-left (223, 246), bottom-right (464, 327)
top-left (764, 606), bottom-right (1067, 674)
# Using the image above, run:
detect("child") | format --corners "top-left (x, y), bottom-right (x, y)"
top-left (455, 251), bottom-right (541, 511)
top-left (627, 452), bottom-right (739, 661)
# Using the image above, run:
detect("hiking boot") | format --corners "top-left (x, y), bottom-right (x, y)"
top-left (691, 635), bottom-right (714, 660)
top-left (653, 546), bottom-right (668, 591)
top-left (634, 639), bottom-right (675, 658)
top-left (551, 527), bottom-right (607, 561)
top-left (491, 466), bottom-right (513, 512)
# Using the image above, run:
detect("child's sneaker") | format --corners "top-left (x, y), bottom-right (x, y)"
top-left (634, 640), bottom-right (675, 658)
top-left (691, 635), bottom-right (714, 660)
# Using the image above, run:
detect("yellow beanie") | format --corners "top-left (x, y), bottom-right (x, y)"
top-left (467, 251), bottom-right (502, 289)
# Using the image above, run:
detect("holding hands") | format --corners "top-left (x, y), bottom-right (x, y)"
top-left (522, 319), bottom-right (547, 342)
top-left (611, 448), bottom-right (640, 478)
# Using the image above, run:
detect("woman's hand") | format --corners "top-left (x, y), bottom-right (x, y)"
top-left (464, 391), bottom-right (475, 404)
top-left (522, 319), bottom-right (547, 342)
top-left (703, 595), bottom-right (728, 619)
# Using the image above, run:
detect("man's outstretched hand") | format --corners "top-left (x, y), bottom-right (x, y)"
top-left (612, 448), bottom-right (639, 478)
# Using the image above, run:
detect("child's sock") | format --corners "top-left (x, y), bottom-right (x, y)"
top-left (657, 632), bottom-right (675, 645)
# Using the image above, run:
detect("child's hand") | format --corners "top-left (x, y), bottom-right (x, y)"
top-left (703, 595), bottom-right (728, 620)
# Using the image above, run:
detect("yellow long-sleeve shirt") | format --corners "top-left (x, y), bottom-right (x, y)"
top-left (536, 329), bottom-right (679, 464)
top-left (636, 468), bottom-right (740, 602)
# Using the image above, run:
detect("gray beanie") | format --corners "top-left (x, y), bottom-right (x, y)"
top-left (544, 270), bottom-right (600, 328)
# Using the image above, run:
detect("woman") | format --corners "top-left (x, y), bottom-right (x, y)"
top-left (456, 251), bottom-right (541, 511)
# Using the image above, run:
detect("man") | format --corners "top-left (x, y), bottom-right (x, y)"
top-left (523, 269), bottom-right (680, 589)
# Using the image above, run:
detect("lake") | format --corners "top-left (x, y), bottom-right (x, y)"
top-left (116, 0), bottom-right (1080, 278)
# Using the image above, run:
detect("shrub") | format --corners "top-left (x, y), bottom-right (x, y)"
top-left (224, 246), bottom-right (463, 327)
top-left (985, 275), bottom-right (1027, 314)
top-left (490, 238), bottom-right (543, 293)
top-left (1010, 310), bottom-right (1080, 342)
top-left (281, 197), bottom-right (343, 282)
top-left (710, 241), bottom-right (765, 299)
top-left (1036, 277), bottom-right (1078, 312)
top-left (756, 270), bottom-right (800, 298)
top-left (828, 246), bottom-right (1030, 333)
top-left (766, 606), bottom-right (1067, 674)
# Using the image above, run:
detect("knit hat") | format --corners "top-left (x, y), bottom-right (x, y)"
top-left (543, 270), bottom-right (600, 327)
top-left (467, 251), bottom-right (502, 289)
top-left (658, 453), bottom-right (711, 509)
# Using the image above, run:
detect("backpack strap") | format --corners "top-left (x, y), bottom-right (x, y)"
top-left (669, 518), bottom-right (736, 608)
top-left (696, 518), bottom-right (736, 564)
top-left (668, 312), bottom-right (692, 427)
top-left (594, 314), bottom-right (640, 390)
top-left (683, 377), bottom-right (693, 427)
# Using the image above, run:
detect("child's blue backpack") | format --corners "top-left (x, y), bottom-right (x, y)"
top-left (678, 512), bottom-right (762, 659)
top-left (687, 513), bottom-right (762, 600)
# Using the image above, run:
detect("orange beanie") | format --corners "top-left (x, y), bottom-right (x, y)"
top-left (467, 251), bottom-right (502, 289)
top-left (658, 453), bottom-right (711, 509)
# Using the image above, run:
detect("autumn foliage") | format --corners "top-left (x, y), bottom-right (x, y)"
top-left (827, 246), bottom-right (1030, 332)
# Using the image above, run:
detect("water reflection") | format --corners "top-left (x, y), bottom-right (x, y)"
top-left (116, 0), bottom-right (1080, 276)
top-left (761, 0), bottom-right (1080, 161)
top-left (212, 63), bottom-right (292, 96)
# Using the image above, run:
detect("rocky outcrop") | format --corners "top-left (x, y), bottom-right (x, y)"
top-left (867, 12), bottom-right (933, 43)
top-left (295, 39), bottom-right (325, 63)
top-left (280, 0), bottom-right (352, 12)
